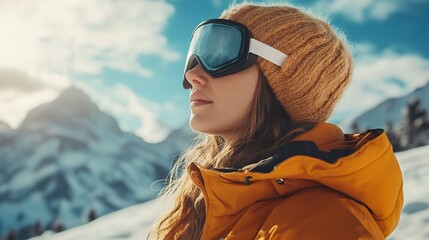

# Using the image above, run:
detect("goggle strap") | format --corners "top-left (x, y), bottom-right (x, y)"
top-left (249, 38), bottom-right (288, 66)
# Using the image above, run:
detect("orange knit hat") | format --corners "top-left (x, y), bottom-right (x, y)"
top-left (221, 3), bottom-right (353, 123)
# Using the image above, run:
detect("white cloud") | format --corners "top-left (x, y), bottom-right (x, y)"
top-left (0, 67), bottom-right (70, 128)
top-left (0, 67), bottom-right (46, 92)
top-left (0, 67), bottom-right (69, 92)
top-left (0, 0), bottom-right (181, 141)
top-left (211, 0), bottom-right (223, 8)
top-left (0, 68), bottom-right (176, 142)
top-left (331, 43), bottom-right (429, 123)
top-left (0, 89), bottom-right (62, 128)
top-left (0, 0), bottom-right (179, 79)
top-left (76, 82), bottom-right (173, 143)
top-left (369, 1), bottom-right (400, 21)
top-left (310, 0), bottom-right (406, 22)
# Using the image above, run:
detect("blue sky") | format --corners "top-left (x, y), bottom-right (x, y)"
top-left (0, 0), bottom-right (429, 142)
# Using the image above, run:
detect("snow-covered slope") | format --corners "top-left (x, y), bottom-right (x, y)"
top-left (31, 144), bottom-right (429, 240)
top-left (30, 199), bottom-right (162, 240)
top-left (341, 82), bottom-right (429, 131)
top-left (0, 87), bottom-right (195, 239)
top-left (388, 145), bottom-right (429, 240)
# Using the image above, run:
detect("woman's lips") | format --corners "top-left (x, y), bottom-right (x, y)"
top-left (190, 99), bottom-right (213, 107)
top-left (190, 92), bottom-right (213, 107)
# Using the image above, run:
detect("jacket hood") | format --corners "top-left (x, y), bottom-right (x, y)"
top-left (188, 123), bottom-right (403, 237)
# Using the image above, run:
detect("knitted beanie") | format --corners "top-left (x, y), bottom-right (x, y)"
top-left (221, 4), bottom-right (353, 123)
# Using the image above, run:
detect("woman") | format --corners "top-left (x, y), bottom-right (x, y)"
top-left (151, 3), bottom-right (403, 240)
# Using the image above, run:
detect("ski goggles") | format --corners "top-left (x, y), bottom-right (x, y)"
top-left (183, 19), bottom-right (288, 89)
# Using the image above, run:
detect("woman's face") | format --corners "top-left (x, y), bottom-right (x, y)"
top-left (186, 64), bottom-right (259, 141)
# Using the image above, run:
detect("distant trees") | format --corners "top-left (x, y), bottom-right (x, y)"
top-left (398, 98), bottom-right (429, 148)
top-left (351, 97), bottom-right (429, 152)
top-left (51, 220), bottom-right (65, 233)
top-left (385, 97), bottom-right (429, 151)
top-left (351, 121), bottom-right (360, 133)
top-left (5, 229), bottom-right (16, 240)
top-left (3, 208), bottom-right (101, 240)
top-left (31, 220), bottom-right (43, 237)
top-left (385, 120), bottom-right (401, 152)
top-left (87, 209), bottom-right (97, 222)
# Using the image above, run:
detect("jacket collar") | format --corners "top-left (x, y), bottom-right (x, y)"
top-left (188, 123), bottom-right (403, 236)
top-left (187, 123), bottom-right (350, 215)
top-left (291, 122), bottom-right (346, 150)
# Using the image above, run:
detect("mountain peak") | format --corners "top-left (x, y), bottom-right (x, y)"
top-left (19, 86), bottom-right (100, 129)
top-left (55, 86), bottom-right (98, 114)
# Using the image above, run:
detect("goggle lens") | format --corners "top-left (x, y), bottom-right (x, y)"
top-left (186, 23), bottom-right (244, 72)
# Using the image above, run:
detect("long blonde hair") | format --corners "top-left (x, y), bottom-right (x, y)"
top-left (149, 71), bottom-right (315, 239)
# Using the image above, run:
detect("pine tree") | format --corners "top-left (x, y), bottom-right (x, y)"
top-left (351, 121), bottom-right (360, 133)
top-left (87, 209), bottom-right (97, 222)
top-left (51, 220), bottom-right (65, 233)
top-left (399, 97), bottom-right (429, 149)
top-left (5, 229), bottom-right (16, 240)
top-left (31, 220), bottom-right (43, 237)
top-left (385, 120), bottom-right (400, 152)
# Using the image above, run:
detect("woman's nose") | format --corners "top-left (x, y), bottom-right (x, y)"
top-left (185, 64), bottom-right (208, 88)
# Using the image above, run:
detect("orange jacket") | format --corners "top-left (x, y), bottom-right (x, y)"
top-left (188, 123), bottom-right (403, 240)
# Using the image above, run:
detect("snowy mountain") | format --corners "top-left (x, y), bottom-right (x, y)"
top-left (342, 81), bottom-right (429, 131)
top-left (0, 87), bottom-right (195, 239)
top-left (0, 120), bottom-right (10, 132)
top-left (29, 144), bottom-right (429, 240)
